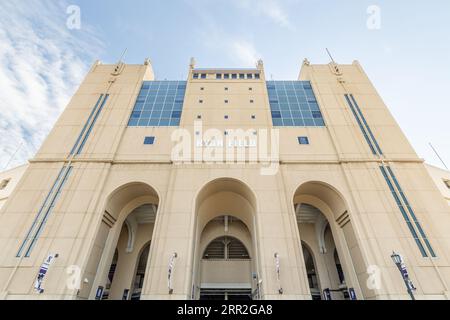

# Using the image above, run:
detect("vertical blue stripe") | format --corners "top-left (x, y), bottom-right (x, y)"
top-left (24, 166), bottom-right (73, 257)
top-left (344, 94), bottom-right (377, 155)
top-left (70, 95), bottom-right (104, 155)
top-left (349, 95), bottom-right (383, 155)
top-left (16, 166), bottom-right (66, 257)
top-left (379, 166), bottom-right (428, 257)
top-left (77, 94), bottom-right (110, 154)
top-left (386, 166), bottom-right (436, 257)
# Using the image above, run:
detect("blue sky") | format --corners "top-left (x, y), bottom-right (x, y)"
top-left (0, 0), bottom-right (449, 169)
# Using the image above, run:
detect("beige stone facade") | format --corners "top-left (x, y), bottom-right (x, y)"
top-left (425, 164), bottom-right (450, 206)
top-left (0, 58), bottom-right (449, 300)
top-left (0, 164), bottom-right (28, 211)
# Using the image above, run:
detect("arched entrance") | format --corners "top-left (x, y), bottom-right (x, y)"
top-left (293, 181), bottom-right (364, 300)
top-left (82, 182), bottom-right (159, 300)
top-left (192, 178), bottom-right (260, 300)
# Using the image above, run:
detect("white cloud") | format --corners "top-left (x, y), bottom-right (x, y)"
top-left (200, 28), bottom-right (262, 67)
top-left (0, 0), bottom-right (103, 170)
top-left (187, 2), bottom-right (262, 67)
top-left (230, 40), bottom-right (261, 66)
top-left (233, 0), bottom-right (292, 29)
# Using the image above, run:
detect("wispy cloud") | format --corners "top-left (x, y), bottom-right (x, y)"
top-left (0, 0), bottom-right (103, 170)
top-left (230, 40), bottom-right (261, 66)
top-left (185, 0), bottom-right (262, 67)
top-left (232, 0), bottom-right (293, 29)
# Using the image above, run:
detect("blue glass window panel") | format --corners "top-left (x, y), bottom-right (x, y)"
top-left (159, 119), bottom-right (170, 126)
top-left (255, 73), bottom-right (260, 79)
top-left (171, 111), bottom-right (182, 118)
top-left (128, 119), bottom-right (138, 126)
top-left (128, 81), bottom-right (186, 127)
top-left (312, 111), bottom-right (322, 118)
top-left (291, 110), bottom-right (302, 117)
top-left (267, 81), bottom-right (325, 127)
top-left (271, 111), bottom-right (282, 118)
top-left (144, 136), bottom-right (155, 145)
top-left (314, 119), bottom-right (325, 126)
top-left (131, 111), bottom-right (141, 118)
top-left (138, 118), bottom-right (149, 126)
top-left (272, 118), bottom-right (283, 126)
top-left (161, 111), bottom-right (171, 118)
top-left (283, 119), bottom-right (294, 126)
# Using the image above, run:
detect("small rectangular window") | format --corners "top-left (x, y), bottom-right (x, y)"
top-left (444, 180), bottom-right (450, 189)
top-left (247, 74), bottom-right (253, 79)
top-left (224, 100), bottom-right (229, 104)
top-left (144, 136), bottom-right (155, 145)
top-left (225, 87), bottom-right (229, 91)
top-left (250, 100), bottom-right (254, 103)
top-left (224, 74), bottom-right (230, 79)
top-left (224, 115), bottom-right (229, 119)
top-left (255, 73), bottom-right (260, 79)
top-left (0, 179), bottom-right (10, 190)
top-left (199, 100), bottom-right (203, 103)
top-left (200, 87), bottom-right (204, 91)
top-left (239, 74), bottom-right (245, 79)
top-left (298, 136), bottom-right (309, 145)
top-left (251, 115), bottom-right (256, 119)
top-left (231, 74), bottom-right (237, 79)
top-left (197, 115), bottom-right (202, 119)
top-left (216, 74), bottom-right (222, 79)
top-left (249, 87), bottom-right (253, 91)
top-left (200, 74), bottom-right (207, 79)
top-left (193, 73), bottom-right (199, 79)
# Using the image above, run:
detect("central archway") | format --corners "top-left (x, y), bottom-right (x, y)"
top-left (191, 178), bottom-right (260, 300)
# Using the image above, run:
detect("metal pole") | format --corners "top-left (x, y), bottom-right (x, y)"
top-left (429, 143), bottom-right (448, 170)
top-left (405, 280), bottom-right (415, 301)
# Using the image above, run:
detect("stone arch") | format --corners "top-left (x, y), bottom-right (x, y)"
top-left (293, 180), bottom-right (365, 300)
top-left (82, 182), bottom-right (160, 300)
top-left (191, 178), bottom-right (260, 300)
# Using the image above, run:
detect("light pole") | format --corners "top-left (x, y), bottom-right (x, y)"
top-left (391, 252), bottom-right (416, 300)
